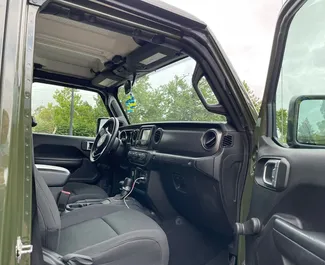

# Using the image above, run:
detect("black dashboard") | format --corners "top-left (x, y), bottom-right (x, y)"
top-left (118, 122), bottom-right (245, 236)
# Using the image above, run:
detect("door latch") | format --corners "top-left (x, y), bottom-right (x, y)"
top-left (16, 236), bottom-right (33, 263)
top-left (263, 159), bottom-right (281, 187)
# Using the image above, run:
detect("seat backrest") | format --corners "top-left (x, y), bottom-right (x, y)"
top-left (34, 165), bottom-right (61, 251)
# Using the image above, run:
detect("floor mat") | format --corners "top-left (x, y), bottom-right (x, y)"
top-left (160, 216), bottom-right (229, 265)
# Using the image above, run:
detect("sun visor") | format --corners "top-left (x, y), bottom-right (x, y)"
top-left (91, 70), bottom-right (124, 88)
top-left (124, 43), bottom-right (182, 72)
top-left (92, 43), bottom-right (185, 88)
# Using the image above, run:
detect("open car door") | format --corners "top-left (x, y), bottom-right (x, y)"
top-left (241, 0), bottom-right (325, 264)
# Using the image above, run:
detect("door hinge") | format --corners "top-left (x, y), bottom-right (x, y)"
top-left (16, 236), bottom-right (33, 263)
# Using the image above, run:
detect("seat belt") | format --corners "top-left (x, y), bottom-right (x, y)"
top-left (57, 190), bottom-right (71, 212)
top-left (31, 169), bottom-right (45, 265)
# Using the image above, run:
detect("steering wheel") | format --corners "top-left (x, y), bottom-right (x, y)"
top-left (90, 117), bottom-right (119, 162)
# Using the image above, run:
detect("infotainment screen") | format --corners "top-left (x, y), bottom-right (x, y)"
top-left (141, 129), bottom-right (151, 141)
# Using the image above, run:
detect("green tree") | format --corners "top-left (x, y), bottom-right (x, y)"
top-left (33, 103), bottom-right (56, 134)
top-left (298, 118), bottom-right (315, 144)
top-left (243, 80), bottom-right (261, 112)
top-left (276, 108), bottom-right (288, 143)
top-left (243, 81), bottom-right (289, 143)
top-left (93, 94), bottom-right (109, 118)
top-left (33, 88), bottom-right (108, 137)
top-left (33, 78), bottom-right (290, 142)
top-left (118, 75), bottom-right (226, 123)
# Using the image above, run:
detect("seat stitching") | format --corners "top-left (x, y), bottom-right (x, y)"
top-left (84, 237), bottom-right (163, 263)
top-left (75, 230), bottom-right (164, 258)
top-left (61, 208), bottom-right (123, 230)
top-left (93, 239), bottom-right (162, 265)
top-left (100, 217), bottom-right (119, 235)
top-left (61, 208), bottom-right (125, 229)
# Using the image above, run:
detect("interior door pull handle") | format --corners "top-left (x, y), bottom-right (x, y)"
top-left (273, 218), bottom-right (325, 264)
top-left (263, 159), bottom-right (281, 187)
top-left (258, 158), bottom-right (290, 191)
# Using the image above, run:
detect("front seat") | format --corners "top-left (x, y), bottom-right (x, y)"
top-left (63, 182), bottom-right (108, 203)
top-left (35, 163), bottom-right (108, 203)
top-left (34, 165), bottom-right (169, 265)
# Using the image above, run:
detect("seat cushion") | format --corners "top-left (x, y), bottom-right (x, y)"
top-left (57, 204), bottom-right (169, 265)
top-left (64, 182), bottom-right (108, 203)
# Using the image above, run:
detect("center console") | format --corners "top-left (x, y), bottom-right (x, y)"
top-left (65, 176), bottom-right (147, 213)
top-left (65, 196), bottom-right (144, 212)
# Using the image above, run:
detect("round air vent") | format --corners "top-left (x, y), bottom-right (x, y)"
top-left (154, 128), bottom-right (163, 144)
top-left (201, 129), bottom-right (218, 150)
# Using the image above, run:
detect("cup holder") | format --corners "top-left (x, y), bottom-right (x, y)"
top-left (66, 202), bottom-right (90, 211)
top-left (65, 199), bottom-right (104, 211)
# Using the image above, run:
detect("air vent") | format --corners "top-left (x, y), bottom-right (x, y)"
top-left (222, 135), bottom-right (233, 148)
top-left (131, 129), bottom-right (139, 145)
top-left (120, 131), bottom-right (127, 142)
top-left (154, 128), bottom-right (163, 144)
top-left (202, 130), bottom-right (218, 150)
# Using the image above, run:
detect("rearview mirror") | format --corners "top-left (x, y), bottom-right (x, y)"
top-left (124, 80), bottom-right (132, 95)
top-left (97, 117), bottom-right (109, 133)
top-left (287, 95), bottom-right (325, 147)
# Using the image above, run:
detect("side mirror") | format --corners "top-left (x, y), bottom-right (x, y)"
top-left (192, 63), bottom-right (226, 115)
top-left (287, 95), bottom-right (325, 147)
top-left (97, 117), bottom-right (109, 133)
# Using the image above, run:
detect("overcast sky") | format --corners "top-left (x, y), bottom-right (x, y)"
top-left (162, 0), bottom-right (283, 99)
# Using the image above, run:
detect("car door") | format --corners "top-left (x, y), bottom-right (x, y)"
top-left (240, 0), bottom-right (325, 264)
top-left (32, 82), bottom-right (108, 184)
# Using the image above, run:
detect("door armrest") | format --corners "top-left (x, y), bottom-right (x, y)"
top-left (35, 164), bottom-right (70, 187)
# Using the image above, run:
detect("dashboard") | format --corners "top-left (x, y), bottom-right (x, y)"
top-left (117, 122), bottom-right (245, 236)
top-left (119, 124), bottom-right (226, 166)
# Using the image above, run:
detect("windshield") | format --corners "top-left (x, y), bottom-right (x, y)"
top-left (118, 58), bottom-right (225, 124)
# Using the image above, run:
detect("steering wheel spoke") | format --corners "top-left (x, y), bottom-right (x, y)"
top-left (90, 117), bottom-right (119, 162)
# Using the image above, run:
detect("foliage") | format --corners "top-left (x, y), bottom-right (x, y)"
top-left (276, 108), bottom-right (288, 143)
top-left (243, 80), bottom-right (261, 112)
top-left (118, 75), bottom-right (226, 124)
top-left (298, 118), bottom-right (315, 144)
top-left (33, 75), bottom-right (290, 142)
top-left (33, 88), bottom-right (108, 137)
top-left (242, 80), bottom-right (289, 143)
top-left (296, 101), bottom-right (325, 145)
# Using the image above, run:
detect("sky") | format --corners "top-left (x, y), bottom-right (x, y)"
top-left (162, 0), bottom-right (283, 99)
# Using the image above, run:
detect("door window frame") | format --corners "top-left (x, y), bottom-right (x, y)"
top-left (31, 80), bottom-right (112, 137)
top-left (260, 0), bottom-right (307, 140)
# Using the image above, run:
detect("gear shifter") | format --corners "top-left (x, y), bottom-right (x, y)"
top-left (120, 177), bottom-right (133, 197)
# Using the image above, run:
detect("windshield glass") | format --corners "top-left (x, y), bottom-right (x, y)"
top-left (118, 58), bottom-right (225, 124)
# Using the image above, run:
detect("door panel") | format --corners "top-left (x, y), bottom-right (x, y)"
top-left (246, 136), bottom-right (325, 265)
top-left (33, 133), bottom-right (100, 183)
top-left (242, 0), bottom-right (325, 264)
top-left (274, 218), bottom-right (325, 265)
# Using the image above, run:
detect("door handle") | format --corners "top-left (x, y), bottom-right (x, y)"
top-left (256, 157), bottom-right (290, 191)
top-left (81, 141), bottom-right (94, 151)
top-left (263, 159), bottom-right (281, 187)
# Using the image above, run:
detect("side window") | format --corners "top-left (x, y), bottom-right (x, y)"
top-left (275, 0), bottom-right (325, 146)
top-left (32, 83), bottom-right (108, 137)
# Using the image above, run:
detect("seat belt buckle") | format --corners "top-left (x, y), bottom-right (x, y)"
top-left (57, 190), bottom-right (71, 212)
